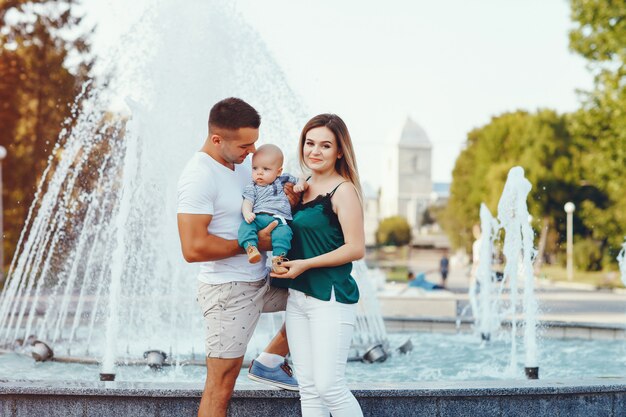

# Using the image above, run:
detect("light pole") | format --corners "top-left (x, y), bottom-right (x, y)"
top-left (564, 202), bottom-right (575, 281)
top-left (0, 146), bottom-right (6, 281)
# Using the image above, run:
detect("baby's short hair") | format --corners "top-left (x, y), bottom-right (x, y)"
top-left (253, 144), bottom-right (284, 166)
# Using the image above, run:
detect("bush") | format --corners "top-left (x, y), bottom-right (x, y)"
top-left (376, 216), bottom-right (412, 246)
top-left (573, 238), bottom-right (603, 272)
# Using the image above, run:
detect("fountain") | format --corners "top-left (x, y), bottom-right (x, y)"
top-left (468, 167), bottom-right (540, 379)
top-left (496, 167), bottom-right (539, 379)
top-left (0, 2), bottom-right (624, 416)
top-left (0, 0), bottom-right (389, 376)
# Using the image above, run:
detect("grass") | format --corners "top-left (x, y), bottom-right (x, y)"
top-left (538, 264), bottom-right (625, 289)
top-left (385, 266), bottom-right (410, 282)
top-left (365, 246), bottom-right (412, 282)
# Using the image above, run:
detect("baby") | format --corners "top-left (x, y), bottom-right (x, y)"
top-left (237, 144), bottom-right (307, 273)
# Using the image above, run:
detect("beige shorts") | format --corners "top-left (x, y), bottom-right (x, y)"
top-left (196, 277), bottom-right (287, 358)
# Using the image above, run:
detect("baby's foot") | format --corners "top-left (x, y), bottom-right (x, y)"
top-left (272, 255), bottom-right (288, 274)
top-left (247, 245), bottom-right (261, 264)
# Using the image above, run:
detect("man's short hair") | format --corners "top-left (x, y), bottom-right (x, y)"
top-left (209, 97), bottom-right (261, 133)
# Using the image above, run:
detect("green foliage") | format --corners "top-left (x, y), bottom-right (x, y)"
top-left (376, 216), bottom-right (412, 246)
top-left (443, 110), bottom-right (585, 253)
top-left (569, 0), bottom-right (626, 68)
top-left (0, 0), bottom-right (93, 271)
top-left (385, 265), bottom-right (410, 282)
top-left (443, 0), bottom-right (626, 266)
top-left (573, 238), bottom-right (603, 271)
top-left (568, 0), bottom-right (626, 257)
top-left (540, 264), bottom-right (624, 289)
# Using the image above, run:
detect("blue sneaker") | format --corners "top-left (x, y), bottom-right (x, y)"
top-left (247, 359), bottom-right (299, 391)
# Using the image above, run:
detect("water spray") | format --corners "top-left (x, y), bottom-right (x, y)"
top-left (617, 239), bottom-right (626, 287)
top-left (472, 204), bottom-right (500, 343)
top-left (497, 167), bottom-right (539, 379)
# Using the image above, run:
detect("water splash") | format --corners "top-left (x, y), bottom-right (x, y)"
top-left (471, 203), bottom-right (501, 342)
top-left (497, 166), bottom-right (538, 372)
top-left (618, 239), bottom-right (626, 287)
top-left (468, 167), bottom-right (540, 376)
top-left (0, 0), bottom-right (304, 360)
top-left (352, 262), bottom-right (388, 350)
top-left (0, 0), bottom-right (387, 374)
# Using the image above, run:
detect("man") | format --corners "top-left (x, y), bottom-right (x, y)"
top-left (439, 251), bottom-right (449, 288)
top-left (177, 98), bottom-right (297, 417)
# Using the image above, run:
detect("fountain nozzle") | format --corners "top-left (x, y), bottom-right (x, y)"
top-left (99, 373), bottom-right (116, 381)
top-left (362, 344), bottom-right (388, 363)
top-left (31, 341), bottom-right (54, 362)
top-left (144, 350), bottom-right (167, 369)
top-left (524, 367), bottom-right (539, 380)
top-left (397, 339), bottom-right (413, 354)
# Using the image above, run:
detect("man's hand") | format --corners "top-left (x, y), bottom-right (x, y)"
top-left (284, 182), bottom-right (302, 208)
top-left (258, 220), bottom-right (278, 251)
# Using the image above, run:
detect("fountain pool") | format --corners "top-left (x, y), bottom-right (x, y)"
top-left (1, 2), bottom-right (625, 415)
top-left (3, 332), bottom-right (625, 384)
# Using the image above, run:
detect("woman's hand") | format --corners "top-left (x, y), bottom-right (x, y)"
top-left (270, 259), bottom-right (311, 279)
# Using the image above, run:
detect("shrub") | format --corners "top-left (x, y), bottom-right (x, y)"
top-left (573, 238), bottom-right (602, 271)
top-left (376, 216), bottom-right (412, 246)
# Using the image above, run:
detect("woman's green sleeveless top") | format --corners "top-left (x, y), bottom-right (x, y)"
top-left (272, 183), bottom-right (359, 304)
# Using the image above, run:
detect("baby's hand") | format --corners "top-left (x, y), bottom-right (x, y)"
top-left (293, 182), bottom-right (308, 193)
top-left (244, 212), bottom-right (256, 223)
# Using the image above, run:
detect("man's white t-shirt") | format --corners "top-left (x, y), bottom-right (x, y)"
top-left (177, 152), bottom-right (268, 284)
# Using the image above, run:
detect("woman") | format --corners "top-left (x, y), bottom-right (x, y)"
top-left (271, 114), bottom-right (364, 417)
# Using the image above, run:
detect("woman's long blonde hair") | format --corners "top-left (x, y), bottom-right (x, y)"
top-left (298, 114), bottom-right (363, 203)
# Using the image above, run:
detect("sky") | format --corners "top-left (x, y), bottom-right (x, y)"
top-left (87, 0), bottom-right (594, 188)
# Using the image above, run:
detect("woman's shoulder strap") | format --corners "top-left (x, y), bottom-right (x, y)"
top-left (328, 181), bottom-right (349, 197)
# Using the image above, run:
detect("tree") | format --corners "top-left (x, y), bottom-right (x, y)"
top-left (376, 216), bottom-right (412, 246)
top-left (443, 110), bottom-right (589, 255)
top-left (568, 0), bottom-right (626, 264)
top-left (0, 0), bottom-right (92, 273)
top-left (441, 0), bottom-right (626, 266)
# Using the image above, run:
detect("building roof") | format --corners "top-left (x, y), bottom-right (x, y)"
top-left (388, 116), bottom-right (432, 149)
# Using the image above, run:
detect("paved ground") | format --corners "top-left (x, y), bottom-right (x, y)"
top-left (374, 248), bottom-right (626, 325)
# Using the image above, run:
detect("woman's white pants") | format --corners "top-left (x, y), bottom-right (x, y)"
top-left (286, 289), bottom-right (364, 417)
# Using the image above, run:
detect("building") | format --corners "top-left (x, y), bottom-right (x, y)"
top-left (362, 182), bottom-right (380, 246)
top-left (377, 116), bottom-right (433, 240)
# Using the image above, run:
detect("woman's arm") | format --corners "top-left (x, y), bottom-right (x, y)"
top-left (271, 182), bottom-right (364, 279)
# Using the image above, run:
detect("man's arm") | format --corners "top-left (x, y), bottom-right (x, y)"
top-left (177, 213), bottom-right (244, 262)
top-left (177, 213), bottom-right (277, 263)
